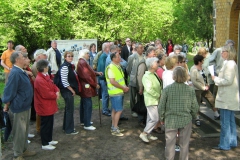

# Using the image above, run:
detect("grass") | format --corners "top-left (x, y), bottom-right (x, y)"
top-left (187, 52), bottom-right (196, 69)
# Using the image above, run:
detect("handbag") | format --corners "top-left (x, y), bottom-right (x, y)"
top-left (132, 95), bottom-right (147, 114)
top-left (0, 98), bottom-right (6, 128)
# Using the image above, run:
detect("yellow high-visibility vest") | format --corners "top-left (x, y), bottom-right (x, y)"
top-left (105, 63), bottom-right (125, 96)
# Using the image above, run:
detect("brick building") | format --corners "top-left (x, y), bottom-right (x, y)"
top-left (213, 0), bottom-right (239, 50)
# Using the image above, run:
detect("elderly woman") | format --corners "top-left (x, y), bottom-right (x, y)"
top-left (34, 59), bottom-right (59, 150)
top-left (212, 45), bottom-right (239, 151)
top-left (77, 49), bottom-right (102, 131)
top-left (139, 57), bottom-right (162, 143)
top-left (59, 51), bottom-right (81, 135)
top-left (190, 55), bottom-right (219, 126)
top-left (159, 66), bottom-right (198, 160)
top-left (169, 44), bottom-right (186, 59)
top-left (162, 55), bottom-right (178, 88)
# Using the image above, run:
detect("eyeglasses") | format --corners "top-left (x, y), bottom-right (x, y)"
top-left (67, 56), bottom-right (74, 58)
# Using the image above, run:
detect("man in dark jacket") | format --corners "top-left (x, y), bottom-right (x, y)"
top-left (2, 51), bottom-right (36, 159)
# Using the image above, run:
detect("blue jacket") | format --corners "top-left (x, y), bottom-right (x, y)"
top-left (2, 66), bottom-right (33, 113)
top-left (97, 52), bottom-right (108, 80)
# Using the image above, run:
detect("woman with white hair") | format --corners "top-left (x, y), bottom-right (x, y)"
top-left (139, 57), bottom-right (162, 143)
top-left (77, 49), bottom-right (103, 130)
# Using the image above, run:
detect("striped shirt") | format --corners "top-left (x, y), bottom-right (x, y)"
top-left (61, 66), bottom-right (70, 87)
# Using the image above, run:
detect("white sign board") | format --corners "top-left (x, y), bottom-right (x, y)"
top-left (55, 39), bottom-right (97, 65)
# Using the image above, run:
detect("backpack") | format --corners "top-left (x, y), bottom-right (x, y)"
top-left (53, 69), bottom-right (62, 88)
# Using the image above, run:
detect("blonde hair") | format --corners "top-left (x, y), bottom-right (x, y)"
top-left (165, 55), bottom-right (178, 70)
top-left (197, 47), bottom-right (207, 56)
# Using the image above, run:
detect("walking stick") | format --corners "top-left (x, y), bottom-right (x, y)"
top-left (97, 88), bottom-right (102, 126)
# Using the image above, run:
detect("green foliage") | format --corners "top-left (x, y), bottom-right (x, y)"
top-left (0, 0), bottom-right (213, 53)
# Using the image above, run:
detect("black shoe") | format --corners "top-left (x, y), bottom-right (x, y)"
top-left (103, 112), bottom-right (111, 116)
top-left (214, 115), bottom-right (220, 120)
top-left (120, 117), bottom-right (128, 121)
top-left (212, 146), bottom-right (226, 151)
top-left (195, 119), bottom-right (201, 126)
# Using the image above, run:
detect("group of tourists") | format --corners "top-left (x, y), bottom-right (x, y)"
top-left (0, 37), bottom-right (239, 160)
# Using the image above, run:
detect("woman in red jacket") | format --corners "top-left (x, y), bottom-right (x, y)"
top-left (77, 49), bottom-right (102, 131)
top-left (34, 59), bottom-right (59, 150)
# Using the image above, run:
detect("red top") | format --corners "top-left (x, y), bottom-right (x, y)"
top-left (26, 66), bottom-right (34, 87)
top-left (34, 72), bottom-right (59, 116)
top-left (156, 67), bottom-right (164, 80)
top-left (167, 44), bottom-right (173, 55)
top-left (77, 58), bottom-right (98, 98)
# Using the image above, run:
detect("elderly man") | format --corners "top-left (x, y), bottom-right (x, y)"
top-left (105, 52), bottom-right (129, 136)
top-left (1, 40), bottom-right (14, 84)
top-left (127, 43), bottom-right (145, 118)
top-left (47, 40), bottom-right (62, 74)
top-left (2, 51), bottom-right (36, 160)
top-left (97, 42), bottom-right (111, 116)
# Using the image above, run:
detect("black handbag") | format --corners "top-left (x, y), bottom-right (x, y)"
top-left (132, 95), bottom-right (147, 114)
top-left (0, 98), bottom-right (6, 128)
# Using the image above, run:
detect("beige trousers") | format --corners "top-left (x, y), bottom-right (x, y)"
top-left (165, 122), bottom-right (192, 160)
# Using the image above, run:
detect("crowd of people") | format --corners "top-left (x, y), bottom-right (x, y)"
top-left (0, 38), bottom-right (239, 160)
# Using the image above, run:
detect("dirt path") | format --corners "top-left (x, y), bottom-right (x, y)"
top-left (2, 99), bottom-right (240, 160)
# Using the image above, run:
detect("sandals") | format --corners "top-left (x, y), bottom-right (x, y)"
top-left (195, 119), bottom-right (201, 126)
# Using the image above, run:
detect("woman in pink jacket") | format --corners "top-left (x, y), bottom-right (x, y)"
top-left (34, 59), bottom-right (59, 150)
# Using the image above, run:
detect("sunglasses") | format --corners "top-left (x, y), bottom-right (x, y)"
top-left (67, 56), bottom-right (74, 58)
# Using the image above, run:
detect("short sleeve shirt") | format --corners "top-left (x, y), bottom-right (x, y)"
top-left (1, 49), bottom-right (14, 73)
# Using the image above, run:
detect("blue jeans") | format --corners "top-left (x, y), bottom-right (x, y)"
top-left (218, 109), bottom-right (237, 150)
top-left (61, 91), bottom-right (75, 133)
top-left (80, 97), bottom-right (92, 127)
top-left (99, 80), bottom-right (110, 114)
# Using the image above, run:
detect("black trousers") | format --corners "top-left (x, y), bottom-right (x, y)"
top-left (41, 115), bottom-right (54, 146)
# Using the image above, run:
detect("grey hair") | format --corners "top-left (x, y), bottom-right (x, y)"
top-left (51, 40), bottom-right (57, 44)
top-left (174, 44), bottom-right (182, 51)
top-left (146, 57), bottom-right (158, 70)
top-left (78, 49), bottom-right (89, 59)
top-left (110, 45), bottom-right (118, 53)
top-left (225, 39), bottom-right (235, 46)
top-left (10, 51), bottom-right (22, 64)
top-left (146, 46), bottom-right (156, 56)
top-left (135, 43), bottom-right (142, 49)
top-left (34, 49), bottom-right (47, 60)
top-left (36, 59), bottom-right (49, 72)
top-left (173, 66), bottom-right (188, 83)
top-left (102, 42), bottom-right (108, 51)
top-left (221, 45), bottom-right (237, 61)
top-left (15, 45), bottom-right (23, 51)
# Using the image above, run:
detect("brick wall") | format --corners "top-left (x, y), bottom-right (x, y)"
top-left (215, 0), bottom-right (239, 49)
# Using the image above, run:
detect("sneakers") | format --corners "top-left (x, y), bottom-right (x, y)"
top-left (42, 145), bottom-right (56, 150)
top-left (28, 134), bottom-right (35, 138)
top-left (84, 126), bottom-right (96, 130)
top-left (111, 127), bottom-right (124, 133)
top-left (66, 130), bottom-right (79, 135)
top-left (147, 134), bottom-right (158, 141)
top-left (112, 129), bottom-right (124, 137)
top-left (195, 119), bottom-right (201, 126)
top-left (80, 122), bottom-right (93, 126)
top-left (139, 133), bottom-right (149, 142)
top-left (49, 141), bottom-right (58, 145)
top-left (22, 150), bottom-right (36, 157)
top-left (132, 112), bottom-right (138, 118)
top-left (175, 144), bottom-right (180, 151)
